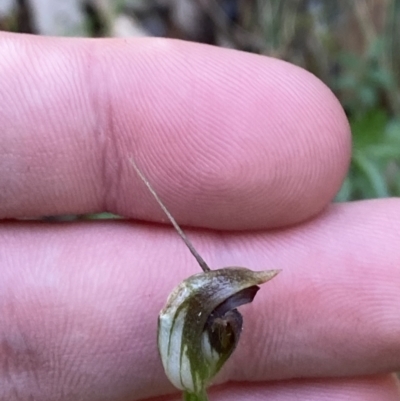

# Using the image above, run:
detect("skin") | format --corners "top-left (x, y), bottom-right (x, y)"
top-left (0, 32), bottom-right (400, 401)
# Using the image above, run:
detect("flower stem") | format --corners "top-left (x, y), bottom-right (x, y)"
top-left (130, 157), bottom-right (210, 272)
top-left (183, 390), bottom-right (209, 401)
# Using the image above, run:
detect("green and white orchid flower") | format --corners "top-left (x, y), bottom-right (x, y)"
top-left (130, 158), bottom-right (280, 401)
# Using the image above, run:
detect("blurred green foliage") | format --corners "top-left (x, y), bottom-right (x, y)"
top-left (333, 40), bottom-right (394, 117)
top-left (331, 32), bottom-right (400, 200)
top-left (337, 110), bottom-right (400, 201)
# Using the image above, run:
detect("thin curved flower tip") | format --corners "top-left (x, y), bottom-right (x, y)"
top-left (158, 267), bottom-right (280, 401)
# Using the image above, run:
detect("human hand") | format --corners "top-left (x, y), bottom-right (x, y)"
top-left (1, 32), bottom-right (399, 401)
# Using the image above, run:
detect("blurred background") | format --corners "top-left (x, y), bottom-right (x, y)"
top-left (1, 0), bottom-right (400, 202)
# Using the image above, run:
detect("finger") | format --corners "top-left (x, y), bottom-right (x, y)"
top-left (154, 375), bottom-right (400, 401)
top-left (0, 32), bottom-right (350, 229)
top-left (1, 199), bottom-right (400, 400)
top-left (226, 199), bottom-right (400, 382)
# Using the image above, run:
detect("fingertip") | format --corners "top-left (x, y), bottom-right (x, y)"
top-left (97, 39), bottom-right (352, 229)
